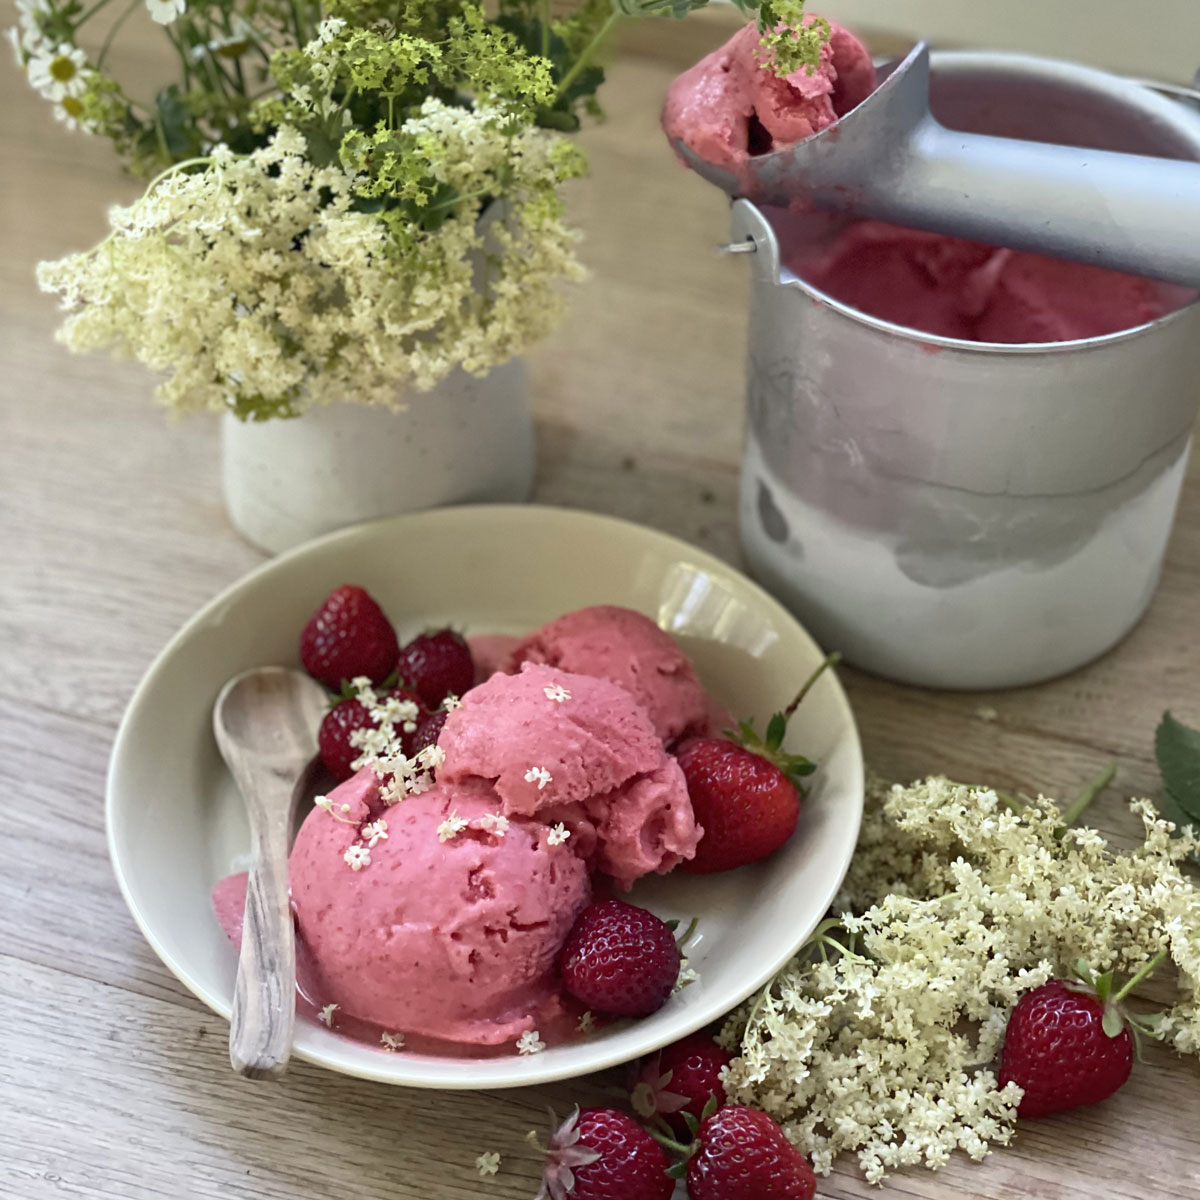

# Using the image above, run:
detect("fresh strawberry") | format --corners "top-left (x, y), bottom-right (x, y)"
top-left (631, 1032), bottom-right (731, 1137)
top-left (318, 687), bottom-right (423, 780)
top-left (684, 1106), bottom-right (816, 1200)
top-left (394, 628), bottom-right (474, 708)
top-left (404, 707), bottom-right (447, 758)
top-left (318, 698), bottom-right (377, 781)
top-left (558, 899), bottom-right (681, 1018)
top-left (299, 585), bottom-right (399, 689)
top-left (677, 654), bottom-right (838, 874)
top-left (999, 976), bottom-right (1134, 1118)
top-left (535, 1107), bottom-right (673, 1200)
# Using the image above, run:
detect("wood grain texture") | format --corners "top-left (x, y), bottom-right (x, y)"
top-left (3, 14), bottom-right (1200, 1200)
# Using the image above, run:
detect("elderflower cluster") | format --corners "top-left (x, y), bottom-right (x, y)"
top-left (721, 775), bottom-right (1200, 1184)
top-left (37, 108), bottom-right (585, 418)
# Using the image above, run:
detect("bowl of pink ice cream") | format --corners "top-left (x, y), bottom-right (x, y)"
top-left (108, 505), bottom-right (863, 1089)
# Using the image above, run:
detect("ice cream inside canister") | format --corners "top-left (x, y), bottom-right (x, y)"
top-left (662, 20), bottom-right (1196, 343)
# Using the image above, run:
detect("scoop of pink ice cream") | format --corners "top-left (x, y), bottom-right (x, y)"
top-left (285, 768), bottom-right (590, 1045)
top-left (467, 633), bottom-right (521, 684)
top-left (505, 606), bottom-right (709, 743)
top-left (438, 663), bottom-right (701, 886)
top-left (662, 19), bottom-right (876, 171)
top-left (544, 756), bottom-right (699, 890)
top-left (438, 663), bottom-right (663, 814)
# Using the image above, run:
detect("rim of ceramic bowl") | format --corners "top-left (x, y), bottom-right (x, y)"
top-left (105, 503), bottom-right (865, 1088)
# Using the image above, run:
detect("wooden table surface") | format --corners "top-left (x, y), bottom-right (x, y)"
top-left (4, 13), bottom-right (1200, 1200)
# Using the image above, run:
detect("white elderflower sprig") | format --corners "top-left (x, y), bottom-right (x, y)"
top-left (360, 819), bottom-right (388, 848)
top-left (317, 1003), bottom-right (338, 1027)
top-left (546, 823), bottom-right (570, 846)
top-left (380, 1030), bottom-right (405, 1052)
top-left (543, 683), bottom-right (570, 703)
top-left (477, 812), bottom-right (509, 837)
top-left (474, 1151), bottom-right (501, 1177)
top-left (39, 105), bottom-right (586, 421)
top-left (524, 766), bottom-right (552, 790)
top-left (516, 1029), bottom-right (546, 1055)
top-left (343, 844), bottom-right (371, 871)
top-left (720, 775), bottom-right (1200, 1183)
top-left (437, 812), bottom-right (468, 843)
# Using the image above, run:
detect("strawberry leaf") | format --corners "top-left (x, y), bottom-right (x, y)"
top-left (681, 1110), bottom-right (700, 1136)
top-left (1102, 1006), bottom-right (1125, 1039)
top-left (764, 711), bottom-right (787, 752)
top-left (666, 1163), bottom-right (687, 1180)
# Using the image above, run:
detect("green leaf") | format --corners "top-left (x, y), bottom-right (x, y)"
top-left (764, 711), bottom-right (787, 752)
top-left (681, 1110), bottom-right (699, 1136)
top-left (154, 86), bottom-right (200, 159)
top-left (1102, 1006), bottom-right (1125, 1039)
top-left (1150, 786), bottom-right (1200, 864)
top-left (665, 1162), bottom-right (686, 1180)
top-left (1156, 711), bottom-right (1200, 820)
top-left (700, 1093), bottom-right (719, 1121)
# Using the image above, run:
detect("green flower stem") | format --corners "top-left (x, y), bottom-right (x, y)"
top-left (287, 0), bottom-right (308, 47)
top-left (995, 791), bottom-right (1024, 815)
top-left (95, 0), bottom-right (140, 69)
top-left (1060, 762), bottom-right (1117, 829)
top-left (553, 9), bottom-right (619, 101)
top-left (784, 651), bottom-right (842, 718)
top-left (75, 0), bottom-right (117, 29)
top-left (163, 24), bottom-right (196, 90)
top-left (1113, 948), bottom-right (1169, 1005)
top-left (648, 1128), bottom-right (693, 1156)
top-left (540, 0), bottom-right (551, 59)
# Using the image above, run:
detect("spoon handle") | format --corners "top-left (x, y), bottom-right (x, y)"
top-left (229, 761), bottom-right (296, 1079)
top-left (879, 119), bottom-right (1200, 288)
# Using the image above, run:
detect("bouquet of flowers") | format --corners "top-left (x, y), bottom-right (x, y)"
top-left (10, 0), bottom-right (823, 420)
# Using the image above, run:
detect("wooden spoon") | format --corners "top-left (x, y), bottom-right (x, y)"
top-left (213, 666), bottom-right (329, 1080)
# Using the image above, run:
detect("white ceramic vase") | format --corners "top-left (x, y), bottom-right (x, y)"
top-left (221, 359), bottom-right (533, 554)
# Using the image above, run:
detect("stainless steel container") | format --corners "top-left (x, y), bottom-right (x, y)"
top-left (736, 51), bottom-right (1200, 690)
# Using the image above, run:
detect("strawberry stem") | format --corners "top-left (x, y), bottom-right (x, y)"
top-left (1112, 948), bottom-right (1169, 1005)
top-left (783, 652), bottom-right (842, 719)
top-left (674, 916), bottom-right (699, 950)
top-left (1058, 762), bottom-right (1116, 830)
top-left (648, 1127), bottom-right (694, 1157)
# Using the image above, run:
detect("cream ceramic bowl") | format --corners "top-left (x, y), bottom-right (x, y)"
top-left (107, 505), bottom-right (863, 1089)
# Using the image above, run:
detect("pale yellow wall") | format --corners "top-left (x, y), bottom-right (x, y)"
top-left (812, 0), bottom-right (1198, 84)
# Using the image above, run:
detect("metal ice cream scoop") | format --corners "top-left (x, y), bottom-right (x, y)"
top-left (675, 42), bottom-right (1200, 288)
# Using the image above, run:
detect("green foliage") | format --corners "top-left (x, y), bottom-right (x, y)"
top-left (1155, 710), bottom-right (1200, 859)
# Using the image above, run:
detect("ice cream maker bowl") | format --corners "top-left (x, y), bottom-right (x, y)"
top-left (732, 50), bottom-right (1200, 690)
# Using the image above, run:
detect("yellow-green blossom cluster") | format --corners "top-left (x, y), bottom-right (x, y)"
top-left (721, 776), bottom-right (1200, 1183)
top-left (38, 110), bottom-right (586, 416)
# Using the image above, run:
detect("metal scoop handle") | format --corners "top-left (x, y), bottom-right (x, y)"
top-left (677, 43), bottom-right (1200, 288)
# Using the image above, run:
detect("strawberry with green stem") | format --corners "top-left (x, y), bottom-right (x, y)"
top-left (999, 950), bottom-right (1169, 1118)
top-left (678, 653), bottom-right (840, 874)
top-left (652, 1100), bottom-right (817, 1200)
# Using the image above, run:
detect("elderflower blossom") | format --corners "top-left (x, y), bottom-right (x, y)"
top-left (720, 775), bottom-right (1200, 1184)
top-left (39, 105), bottom-right (585, 420)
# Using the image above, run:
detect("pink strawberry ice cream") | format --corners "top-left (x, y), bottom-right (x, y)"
top-left (505, 606), bottom-right (710, 743)
top-left (284, 768), bottom-right (590, 1044)
top-left (787, 220), bottom-right (1193, 343)
top-left (437, 663), bottom-right (701, 888)
top-left (662, 19), bottom-right (876, 171)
